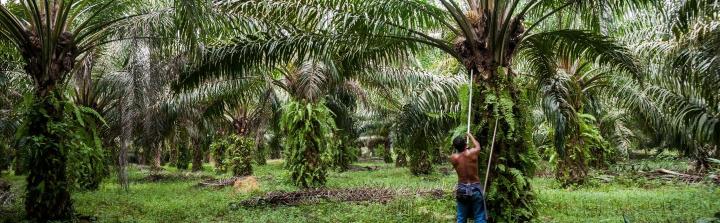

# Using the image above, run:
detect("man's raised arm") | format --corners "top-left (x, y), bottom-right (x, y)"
top-left (466, 132), bottom-right (481, 154)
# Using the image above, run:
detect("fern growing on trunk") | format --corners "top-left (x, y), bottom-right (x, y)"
top-left (227, 135), bottom-right (254, 176)
top-left (210, 138), bottom-right (229, 173)
top-left (280, 100), bottom-right (336, 188)
top-left (471, 69), bottom-right (540, 222)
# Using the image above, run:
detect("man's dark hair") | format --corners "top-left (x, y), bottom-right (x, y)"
top-left (452, 136), bottom-right (467, 153)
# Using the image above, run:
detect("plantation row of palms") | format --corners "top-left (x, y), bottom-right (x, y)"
top-left (0, 0), bottom-right (718, 222)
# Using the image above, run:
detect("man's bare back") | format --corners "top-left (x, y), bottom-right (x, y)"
top-left (451, 133), bottom-right (487, 222)
top-left (450, 133), bottom-right (482, 184)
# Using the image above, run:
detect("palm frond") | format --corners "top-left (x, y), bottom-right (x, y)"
top-left (521, 29), bottom-right (642, 79)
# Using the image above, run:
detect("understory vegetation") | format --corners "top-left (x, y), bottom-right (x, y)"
top-left (1, 0), bottom-right (720, 222)
top-left (2, 158), bottom-right (719, 223)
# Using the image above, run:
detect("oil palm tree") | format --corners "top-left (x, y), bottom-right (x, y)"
top-left (271, 61), bottom-right (337, 187)
top-left (0, 0), bottom-right (216, 219)
top-left (391, 74), bottom-right (463, 175)
top-left (0, 0), bottom-right (150, 219)
top-left (523, 56), bottom-right (622, 185)
top-left (197, 77), bottom-right (276, 174)
top-left (358, 66), bottom-right (464, 174)
top-left (357, 119), bottom-right (394, 163)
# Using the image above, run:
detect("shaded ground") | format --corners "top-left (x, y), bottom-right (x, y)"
top-left (1, 159), bottom-right (719, 222)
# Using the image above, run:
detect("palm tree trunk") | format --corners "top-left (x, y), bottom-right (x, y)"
top-left (383, 138), bottom-right (393, 163)
top-left (192, 138), bottom-right (203, 172)
top-left (694, 146), bottom-right (711, 173)
top-left (472, 67), bottom-right (538, 222)
top-left (333, 136), bottom-right (355, 171)
top-left (255, 132), bottom-right (267, 165)
top-left (367, 144), bottom-right (375, 158)
top-left (395, 148), bottom-right (407, 167)
top-left (118, 93), bottom-right (131, 191)
top-left (270, 136), bottom-right (282, 159)
top-left (555, 133), bottom-right (588, 185)
top-left (432, 146), bottom-right (444, 164)
top-left (22, 28), bottom-right (82, 220)
top-left (25, 91), bottom-right (73, 221)
top-left (138, 148), bottom-right (146, 165)
top-left (229, 135), bottom-right (254, 176)
top-left (176, 137), bottom-right (191, 170)
top-left (409, 139), bottom-right (432, 175)
top-left (119, 137), bottom-right (130, 190)
top-left (152, 142), bottom-right (162, 172)
top-left (0, 144), bottom-right (8, 173)
top-left (13, 149), bottom-right (25, 175)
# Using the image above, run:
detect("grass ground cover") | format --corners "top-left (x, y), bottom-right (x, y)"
top-left (1, 159), bottom-right (718, 222)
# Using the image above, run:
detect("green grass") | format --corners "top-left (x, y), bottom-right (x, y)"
top-left (2, 160), bottom-right (719, 222)
top-left (535, 178), bottom-right (720, 222)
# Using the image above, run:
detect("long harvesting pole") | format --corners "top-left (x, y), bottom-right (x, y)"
top-left (466, 70), bottom-right (474, 142)
top-left (484, 117), bottom-right (498, 195)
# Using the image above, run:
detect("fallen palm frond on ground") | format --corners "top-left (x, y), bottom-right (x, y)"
top-left (357, 158), bottom-right (385, 163)
top-left (233, 187), bottom-right (446, 208)
top-left (348, 165), bottom-right (384, 172)
top-left (642, 169), bottom-right (720, 184)
top-left (195, 176), bottom-right (260, 194)
top-left (140, 171), bottom-right (216, 183)
top-left (196, 176), bottom-right (245, 188)
top-left (592, 168), bottom-right (720, 185)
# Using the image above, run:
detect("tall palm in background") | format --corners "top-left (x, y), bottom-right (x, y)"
top-left (358, 67), bottom-right (464, 174)
top-left (180, 75), bottom-right (278, 174)
top-left (524, 56), bottom-right (621, 185)
top-left (0, 49), bottom-right (28, 173)
top-left (101, 0), bottom-right (227, 185)
top-left (612, 0), bottom-right (720, 172)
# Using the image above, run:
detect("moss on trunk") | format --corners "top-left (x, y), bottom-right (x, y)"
top-left (281, 100), bottom-right (334, 188)
top-left (228, 135), bottom-right (254, 176)
top-left (25, 93), bottom-right (73, 221)
top-left (408, 139), bottom-right (433, 175)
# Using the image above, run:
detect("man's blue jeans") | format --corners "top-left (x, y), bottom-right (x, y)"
top-left (456, 183), bottom-right (486, 223)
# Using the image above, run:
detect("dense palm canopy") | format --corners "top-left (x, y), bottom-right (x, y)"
top-left (0, 0), bottom-right (719, 222)
top-left (171, 0), bottom-right (648, 221)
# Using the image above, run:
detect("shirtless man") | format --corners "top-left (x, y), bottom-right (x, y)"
top-left (450, 133), bottom-right (486, 223)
